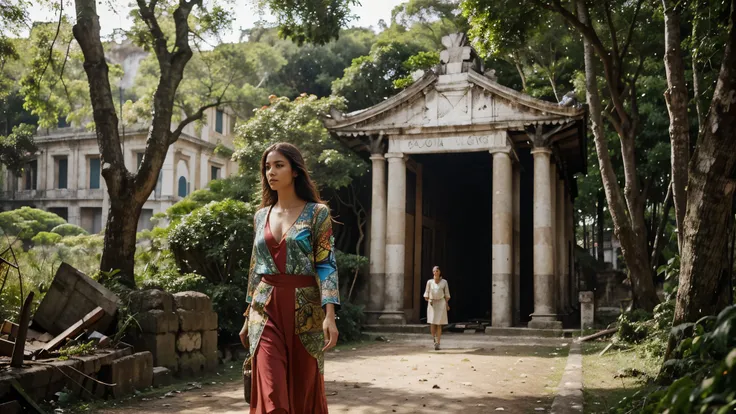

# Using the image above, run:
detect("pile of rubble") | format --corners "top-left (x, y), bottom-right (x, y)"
top-left (0, 263), bottom-right (219, 412)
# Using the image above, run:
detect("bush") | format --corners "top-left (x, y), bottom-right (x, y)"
top-left (168, 200), bottom-right (256, 285)
top-left (51, 224), bottom-right (88, 237)
top-left (206, 283), bottom-right (248, 342)
top-left (616, 305), bottom-right (736, 413)
top-left (336, 302), bottom-right (366, 343)
top-left (31, 231), bottom-right (62, 246)
top-left (0, 207), bottom-right (66, 243)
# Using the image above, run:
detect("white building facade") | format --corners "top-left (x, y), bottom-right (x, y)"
top-left (0, 108), bottom-right (239, 233)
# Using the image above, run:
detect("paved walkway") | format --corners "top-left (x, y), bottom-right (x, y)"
top-left (98, 334), bottom-right (573, 414)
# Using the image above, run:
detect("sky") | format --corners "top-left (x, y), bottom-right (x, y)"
top-left (24, 0), bottom-right (407, 43)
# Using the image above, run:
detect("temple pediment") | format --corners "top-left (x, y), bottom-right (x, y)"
top-left (324, 70), bottom-right (584, 136)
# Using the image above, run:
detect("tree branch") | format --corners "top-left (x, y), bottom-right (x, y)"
top-left (620, 0), bottom-right (645, 65)
top-left (135, 0), bottom-right (169, 65)
top-left (37, 0), bottom-right (63, 85)
top-left (169, 101), bottom-right (220, 144)
top-left (603, 0), bottom-right (621, 64)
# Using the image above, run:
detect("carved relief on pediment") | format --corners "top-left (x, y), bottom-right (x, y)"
top-left (349, 84), bottom-right (558, 131)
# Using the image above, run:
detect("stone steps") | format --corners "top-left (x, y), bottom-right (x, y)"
top-left (363, 324), bottom-right (578, 338)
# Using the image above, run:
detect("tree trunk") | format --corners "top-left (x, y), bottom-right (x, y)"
top-left (100, 196), bottom-right (141, 287)
top-left (576, 0), bottom-right (659, 311)
top-left (673, 0), bottom-right (736, 325)
top-left (73, 0), bottom-right (205, 287)
top-left (651, 181), bottom-right (673, 272)
top-left (597, 190), bottom-right (605, 265)
top-left (662, 0), bottom-right (690, 254)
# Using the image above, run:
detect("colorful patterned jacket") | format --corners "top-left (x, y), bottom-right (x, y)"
top-left (245, 202), bottom-right (340, 373)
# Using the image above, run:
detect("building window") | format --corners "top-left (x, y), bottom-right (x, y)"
top-left (178, 176), bottom-right (188, 197)
top-left (81, 207), bottom-right (103, 234)
top-left (56, 157), bottom-right (68, 189)
top-left (211, 166), bottom-right (220, 181)
top-left (137, 209), bottom-right (154, 232)
top-left (89, 157), bottom-right (101, 189)
top-left (49, 207), bottom-right (68, 221)
top-left (215, 109), bottom-right (224, 134)
top-left (24, 160), bottom-right (37, 190)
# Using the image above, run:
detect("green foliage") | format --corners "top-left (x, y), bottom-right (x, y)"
top-left (335, 302), bottom-right (366, 343)
top-left (616, 306), bottom-right (736, 413)
top-left (393, 51), bottom-right (440, 88)
top-left (168, 199), bottom-right (256, 285)
top-left (233, 94), bottom-right (367, 192)
top-left (51, 224), bottom-right (88, 237)
top-left (265, 0), bottom-right (361, 45)
top-left (332, 41), bottom-right (425, 111)
top-left (58, 340), bottom-right (96, 360)
top-left (206, 283), bottom-right (248, 341)
top-left (0, 123), bottom-right (36, 175)
top-left (0, 207), bottom-right (66, 243)
top-left (31, 231), bottom-right (62, 246)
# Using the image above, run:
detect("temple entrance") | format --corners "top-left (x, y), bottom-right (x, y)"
top-left (414, 152), bottom-right (492, 323)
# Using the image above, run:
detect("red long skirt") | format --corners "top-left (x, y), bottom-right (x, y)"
top-left (249, 275), bottom-right (328, 413)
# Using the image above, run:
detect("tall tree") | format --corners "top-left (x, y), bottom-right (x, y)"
top-left (664, 0), bottom-right (736, 324)
top-left (463, 0), bottom-right (662, 310)
top-left (69, 0), bottom-right (360, 287)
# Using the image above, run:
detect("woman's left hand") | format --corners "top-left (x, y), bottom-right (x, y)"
top-left (322, 314), bottom-right (339, 351)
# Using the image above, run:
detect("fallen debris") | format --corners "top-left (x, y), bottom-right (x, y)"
top-left (576, 327), bottom-right (617, 342)
top-left (39, 306), bottom-right (105, 358)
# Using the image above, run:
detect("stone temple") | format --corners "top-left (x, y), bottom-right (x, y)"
top-left (324, 33), bottom-right (587, 329)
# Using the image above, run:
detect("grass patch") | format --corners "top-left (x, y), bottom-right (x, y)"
top-left (582, 341), bottom-right (660, 413)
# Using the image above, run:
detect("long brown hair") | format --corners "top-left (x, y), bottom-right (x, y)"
top-left (259, 142), bottom-right (324, 208)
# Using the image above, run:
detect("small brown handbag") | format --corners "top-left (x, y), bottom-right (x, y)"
top-left (242, 308), bottom-right (252, 404)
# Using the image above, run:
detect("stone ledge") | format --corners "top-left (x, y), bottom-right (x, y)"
top-left (485, 327), bottom-right (565, 338)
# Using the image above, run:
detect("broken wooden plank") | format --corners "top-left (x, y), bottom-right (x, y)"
top-left (0, 337), bottom-right (14, 356)
top-left (11, 292), bottom-right (34, 368)
top-left (39, 306), bottom-right (104, 356)
top-left (599, 342), bottom-right (614, 356)
top-left (1, 320), bottom-right (19, 339)
top-left (576, 327), bottom-right (618, 343)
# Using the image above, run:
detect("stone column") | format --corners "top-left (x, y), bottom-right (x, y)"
top-left (513, 163), bottom-right (521, 326)
top-left (557, 178), bottom-right (568, 314)
top-left (491, 150), bottom-right (513, 327)
top-left (379, 152), bottom-right (407, 324)
top-left (368, 154), bottom-right (387, 313)
top-left (529, 147), bottom-right (562, 329)
top-left (549, 163), bottom-right (557, 314)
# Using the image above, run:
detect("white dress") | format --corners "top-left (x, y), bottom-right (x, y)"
top-left (424, 278), bottom-right (450, 325)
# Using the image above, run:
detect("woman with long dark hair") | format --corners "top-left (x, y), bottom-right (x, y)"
top-left (239, 142), bottom-right (339, 413)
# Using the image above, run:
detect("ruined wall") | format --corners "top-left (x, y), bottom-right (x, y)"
top-left (128, 290), bottom-right (218, 376)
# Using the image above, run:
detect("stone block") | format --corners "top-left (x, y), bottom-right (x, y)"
top-left (176, 309), bottom-right (205, 332)
top-left (16, 365), bottom-right (54, 391)
top-left (201, 330), bottom-right (218, 360)
top-left (203, 311), bottom-right (218, 331)
top-left (152, 366), bottom-right (172, 388)
top-left (132, 351), bottom-right (154, 390)
top-left (107, 354), bottom-right (137, 398)
top-left (178, 351), bottom-right (206, 376)
top-left (138, 310), bottom-right (179, 334)
top-left (579, 290), bottom-right (595, 330)
top-left (173, 291), bottom-right (211, 312)
top-left (131, 332), bottom-right (178, 371)
top-left (129, 289), bottom-right (175, 313)
top-left (176, 331), bottom-right (202, 353)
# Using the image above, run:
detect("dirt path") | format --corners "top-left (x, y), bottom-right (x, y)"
top-left (95, 334), bottom-right (570, 414)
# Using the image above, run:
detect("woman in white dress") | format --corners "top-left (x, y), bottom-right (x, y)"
top-left (424, 266), bottom-right (450, 350)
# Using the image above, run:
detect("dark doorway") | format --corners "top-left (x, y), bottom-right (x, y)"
top-left (414, 152), bottom-right (493, 323)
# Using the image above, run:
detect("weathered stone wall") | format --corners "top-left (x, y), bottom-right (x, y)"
top-left (0, 348), bottom-right (154, 404)
top-left (128, 289), bottom-right (218, 376)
